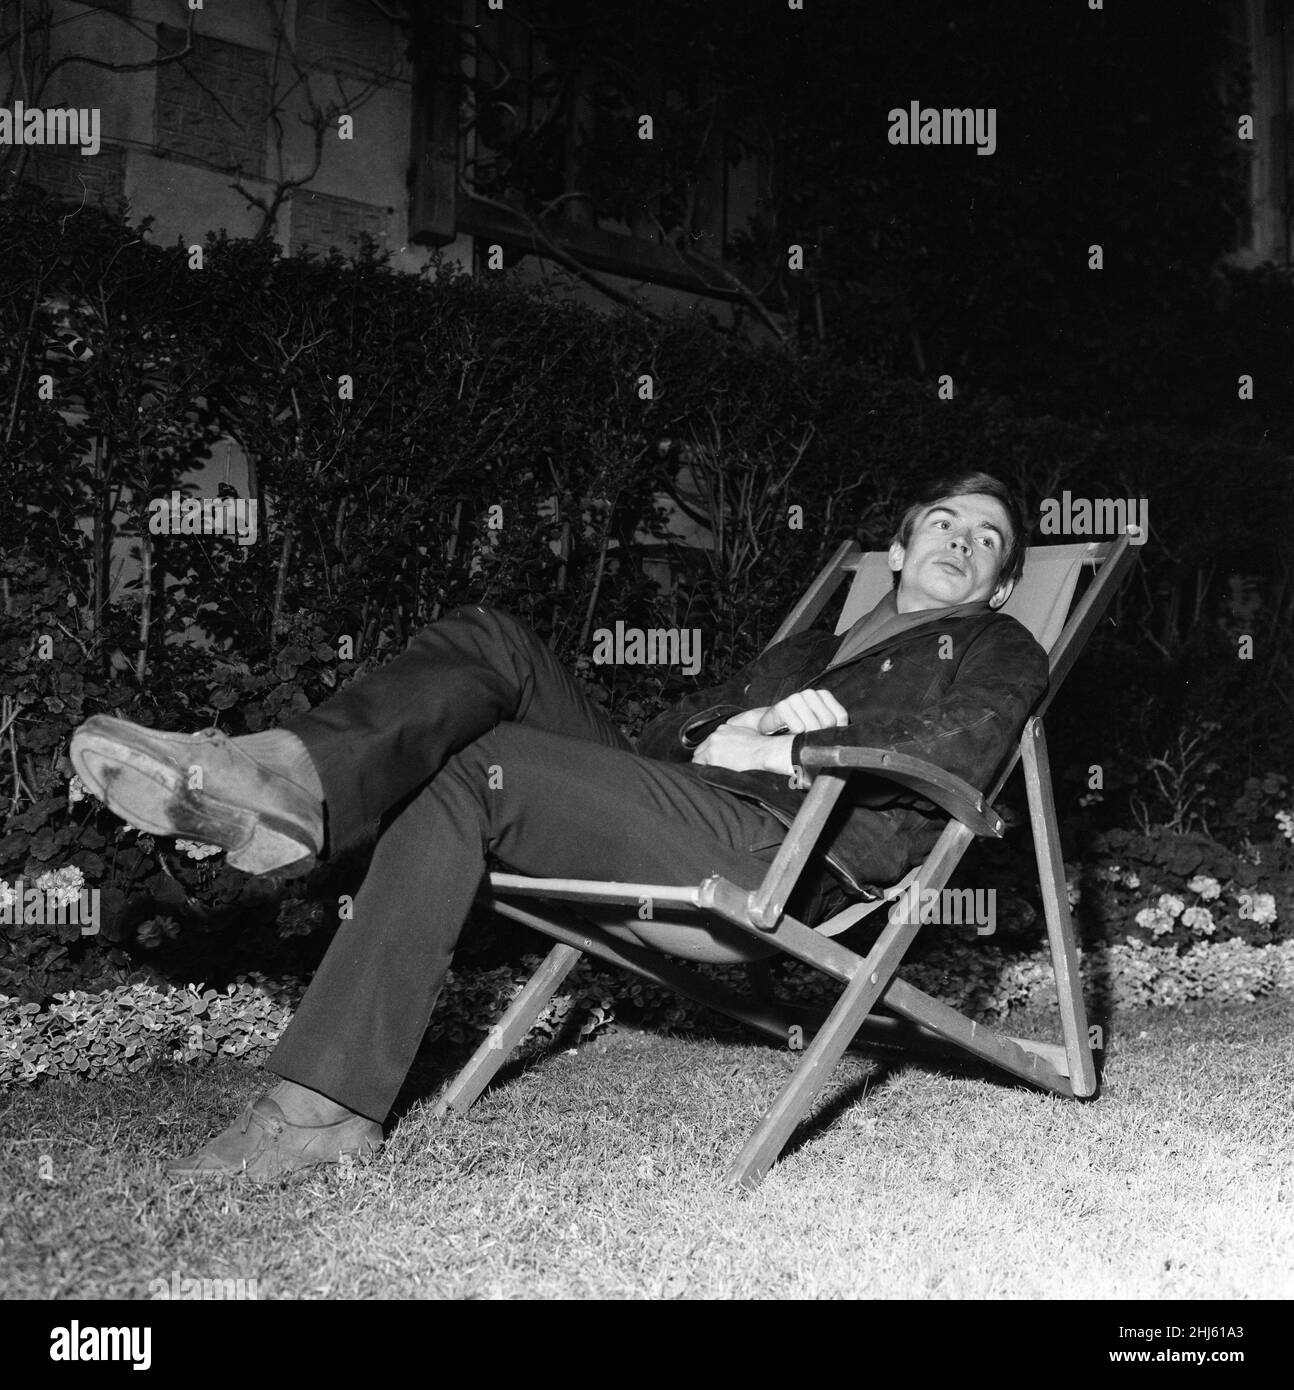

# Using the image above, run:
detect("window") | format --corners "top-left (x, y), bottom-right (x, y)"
top-left (154, 25), bottom-right (271, 177)
top-left (291, 190), bottom-right (389, 257)
top-left (26, 145), bottom-right (126, 207)
top-left (296, 0), bottom-right (399, 77)
top-left (409, 0), bottom-right (746, 294)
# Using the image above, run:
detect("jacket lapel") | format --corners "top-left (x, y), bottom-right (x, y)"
top-left (823, 599), bottom-right (992, 673)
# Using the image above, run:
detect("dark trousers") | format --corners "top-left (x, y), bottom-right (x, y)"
top-left (270, 605), bottom-right (796, 1121)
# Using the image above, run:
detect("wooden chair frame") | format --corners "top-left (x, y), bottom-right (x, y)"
top-left (433, 532), bottom-right (1140, 1187)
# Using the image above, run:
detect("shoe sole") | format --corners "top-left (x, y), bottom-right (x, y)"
top-left (72, 723), bottom-right (317, 875)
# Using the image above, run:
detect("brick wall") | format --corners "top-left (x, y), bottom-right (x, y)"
top-left (291, 189), bottom-right (388, 256)
top-left (25, 144), bottom-right (127, 205)
top-left (154, 24), bottom-right (270, 175)
top-left (296, 0), bottom-right (397, 75)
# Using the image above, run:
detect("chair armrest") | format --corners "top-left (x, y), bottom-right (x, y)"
top-left (797, 745), bottom-right (1004, 838)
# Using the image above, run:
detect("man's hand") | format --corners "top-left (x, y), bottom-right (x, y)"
top-left (692, 689), bottom-right (849, 774)
top-left (691, 725), bottom-right (796, 774)
top-left (725, 689), bottom-right (849, 736)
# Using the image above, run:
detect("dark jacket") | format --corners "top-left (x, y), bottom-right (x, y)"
top-left (636, 607), bottom-right (1049, 895)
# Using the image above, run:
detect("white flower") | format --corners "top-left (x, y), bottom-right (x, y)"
top-left (67, 775), bottom-right (87, 806)
top-left (1276, 810), bottom-right (1294, 845)
top-left (1237, 892), bottom-right (1278, 926)
top-left (1066, 880), bottom-right (1082, 907)
top-left (1187, 874), bottom-right (1221, 901)
top-left (34, 866), bottom-right (86, 909)
top-left (174, 839), bottom-right (222, 862)
top-left (1181, 905), bottom-right (1215, 936)
top-left (1122, 872), bottom-right (1141, 889)
top-left (1135, 907), bottom-right (1175, 937)
top-left (1158, 893), bottom-right (1185, 919)
top-left (0, 881), bottom-right (16, 912)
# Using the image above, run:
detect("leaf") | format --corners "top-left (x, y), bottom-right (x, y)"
top-left (28, 828), bottom-right (60, 860)
top-left (69, 850), bottom-right (106, 876)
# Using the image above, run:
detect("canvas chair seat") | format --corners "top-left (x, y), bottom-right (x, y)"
top-left (486, 882), bottom-right (777, 965)
top-left (574, 905), bottom-right (777, 964)
top-left (440, 526), bottom-right (1141, 1186)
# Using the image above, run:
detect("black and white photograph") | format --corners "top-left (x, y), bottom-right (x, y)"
top-left (0, 0), bottom-right (1290, 1334)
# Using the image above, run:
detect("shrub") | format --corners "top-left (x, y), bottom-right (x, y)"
top-left (4, 934), bottom-right (1290, 1088)
top-left (3, 182), bottom-right (1291, 1006)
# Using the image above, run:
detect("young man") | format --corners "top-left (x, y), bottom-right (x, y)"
top-left (71, 471), bottom-right (1047, 1179)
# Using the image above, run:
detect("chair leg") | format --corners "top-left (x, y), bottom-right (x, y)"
top-left (1021, 719), bottom-right (1097, 1097)
top-left (726, 907), bottom-right (925, 1189)
top-left (433, 942), bottom-right (583, 1118)
top-left (724, 819), bottom-right (975, 1188)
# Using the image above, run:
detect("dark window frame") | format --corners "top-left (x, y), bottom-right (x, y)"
top-left (409, 1), bottom-right (742, 297)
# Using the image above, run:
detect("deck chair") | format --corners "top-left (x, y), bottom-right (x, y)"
top-left (435, 530), bottom-right (1141, 1187)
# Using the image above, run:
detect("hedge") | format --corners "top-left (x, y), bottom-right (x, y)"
top-left (2, 180), bottom-right (1292, 1005)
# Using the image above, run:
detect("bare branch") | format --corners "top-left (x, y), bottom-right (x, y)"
top-left (464, 186), bottom-right (667, 324)
top-left (649, 214), bottom-right (789, 346)
top-left (213, 0), bottom-right (399, 239)
top-left (34, 8), bottom-right (198, 90)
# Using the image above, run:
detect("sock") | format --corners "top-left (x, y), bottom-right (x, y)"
top-left (233, 729), bottom-right (325, 801)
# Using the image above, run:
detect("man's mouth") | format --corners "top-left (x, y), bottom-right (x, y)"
top-left (935, 558), bottom-right (966, 576)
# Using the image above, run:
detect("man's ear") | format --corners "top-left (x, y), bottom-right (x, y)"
top-left (887, 540), bottom-right (905, 575)
top-left (988, 576), bottom-right (1015, 610)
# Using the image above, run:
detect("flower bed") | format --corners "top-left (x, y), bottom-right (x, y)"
top-left (3, 931), bottom-right (1291, 1088)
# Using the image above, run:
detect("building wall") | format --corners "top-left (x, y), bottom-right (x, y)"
top-left (16, 0), bottom-right (761, 311)
top-left (22, 0), bottom-right (473, 274)
top-left (6, 0), bottom-right (740, 620)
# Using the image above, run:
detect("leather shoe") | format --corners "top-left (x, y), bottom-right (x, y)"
top-left (71, 716), bottom-right (322, 875)
top-left (164, 1096), bottom-right (383, 1180)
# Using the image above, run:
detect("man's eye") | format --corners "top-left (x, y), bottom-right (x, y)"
top-left (978, 535), bottom-right (997, 548)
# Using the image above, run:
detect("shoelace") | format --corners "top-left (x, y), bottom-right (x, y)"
top-left (238, 1102), bottom-right (282, 1138)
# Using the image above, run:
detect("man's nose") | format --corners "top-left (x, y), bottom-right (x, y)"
top-left (947, 534), bottom-right (970, 555)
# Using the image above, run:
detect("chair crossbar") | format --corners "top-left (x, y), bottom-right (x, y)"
top-left (489, 874), bottom-right (704, 908)
top-left (880, 975), bottom-right (1071, 1093)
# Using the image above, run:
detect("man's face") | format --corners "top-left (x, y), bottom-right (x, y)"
top-left (888, 491), bottom-right (1015, 613)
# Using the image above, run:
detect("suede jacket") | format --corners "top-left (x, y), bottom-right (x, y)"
top-left (635, 607), bottom-right (1049, 896)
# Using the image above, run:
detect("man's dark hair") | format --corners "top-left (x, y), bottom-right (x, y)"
top-left (890, 471), bottom-right (1028, 590)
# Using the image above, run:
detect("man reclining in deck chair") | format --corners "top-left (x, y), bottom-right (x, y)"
top-left (70, 470), bottom-right (1047, 1179)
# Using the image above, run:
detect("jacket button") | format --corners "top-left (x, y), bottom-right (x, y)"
top-left (880, 659), bottom-right (893, 672)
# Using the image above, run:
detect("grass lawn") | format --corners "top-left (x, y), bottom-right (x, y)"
top-left (1, 995), bottom-right (1291, 1300)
